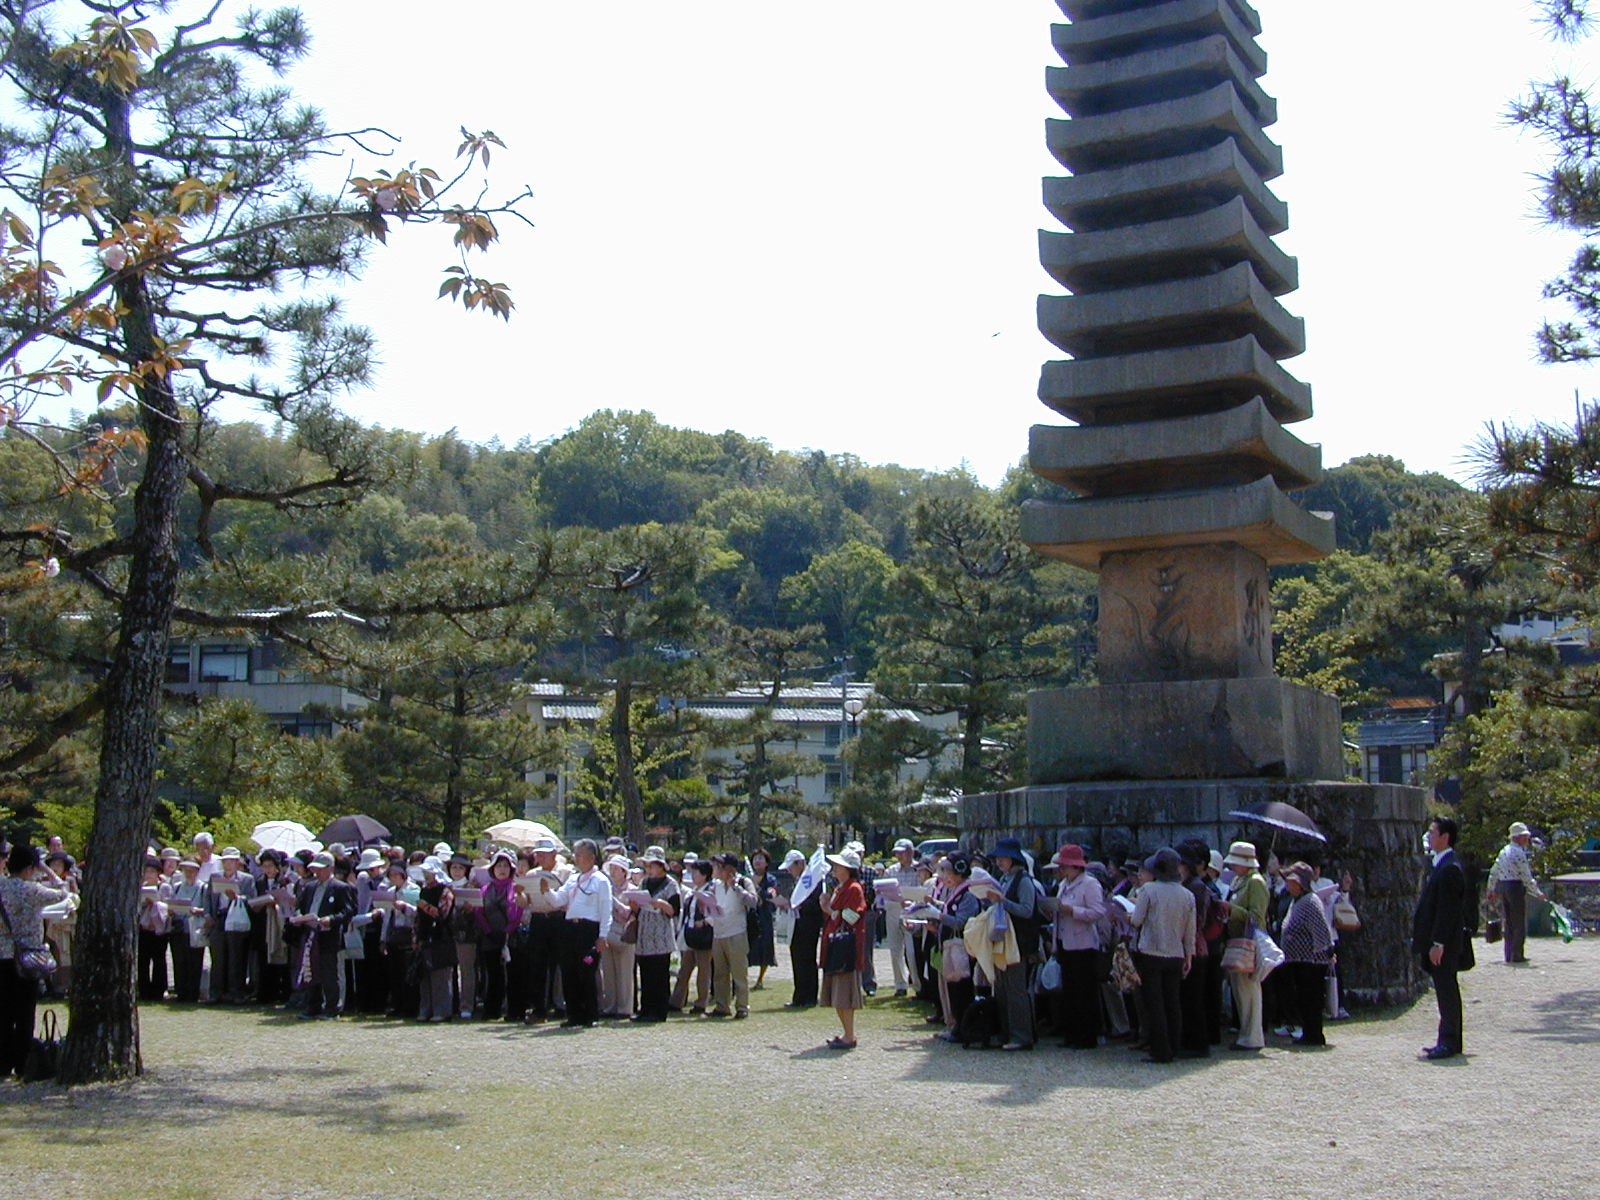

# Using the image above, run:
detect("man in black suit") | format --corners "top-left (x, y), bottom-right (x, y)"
top-left (294, 851), bottom-right (356, 1020)
top-left (1411, 816), bottom-right (1471, 1060)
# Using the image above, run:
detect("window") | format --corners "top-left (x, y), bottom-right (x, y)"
top-left (824, 724), bottom-right (841, 747)
top-left (269, 714), bottom-right (333, 738)
top-left (165, 645), bottom-right (192, 684)
top-left (199, 644), bottom-right (250, 682)
top-left (824, 768), bottom-right (842, 793)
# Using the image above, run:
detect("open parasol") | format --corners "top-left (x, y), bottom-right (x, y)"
top-left (1226, 800), bottom-right (1327, 843)
top-left (318, 814), bottom-right (391, 846)
top-left (249, 820), bottom-right (322, 855)
top-left (483, 818), bottom-right (565, 851)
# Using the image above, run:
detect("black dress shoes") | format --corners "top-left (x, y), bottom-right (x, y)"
top-left (1420, 1045), bottom-right (1460, 1060)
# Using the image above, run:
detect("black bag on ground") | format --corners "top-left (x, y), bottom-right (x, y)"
top-left (955, 995), bottom-right (998, 1048)
top-left (22, 1009), bottom-right (62, 1083)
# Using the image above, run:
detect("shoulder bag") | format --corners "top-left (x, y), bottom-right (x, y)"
top-left (823, 924), bottom-right (856, 974)
top-left (0, 892), bottom-right (58, 984)
top-left (1332, 895), bottom-right (1361, 932)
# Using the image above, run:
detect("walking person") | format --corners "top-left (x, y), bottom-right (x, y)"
top-left (1488, 821), bottom-right (1546, 965)
top-left (1413, 817), bottom-right (1472, 1060)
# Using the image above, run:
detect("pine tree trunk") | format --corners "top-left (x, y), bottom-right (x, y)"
top-left (58, 275), bottom-right (183, 1085)
top-left (611, 683), bottom-right (645, 846)
top-left (744, 738), bottom-right (767, 852)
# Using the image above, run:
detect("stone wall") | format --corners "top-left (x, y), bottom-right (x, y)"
top-left (961, 778), bottom-right (1429, 1007)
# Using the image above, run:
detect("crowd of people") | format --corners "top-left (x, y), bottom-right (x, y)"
top-left (2, 820), bottom-right (1390, 1074)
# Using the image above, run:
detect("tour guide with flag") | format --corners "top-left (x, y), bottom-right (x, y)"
top-left (784, 845), bottom-right (828, 1008)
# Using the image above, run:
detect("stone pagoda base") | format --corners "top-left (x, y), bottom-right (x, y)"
top-left (960, 778), bottom-right (1429, 1008)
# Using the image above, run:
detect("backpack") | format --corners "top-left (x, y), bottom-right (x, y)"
top-left (954, 995), bottom-right (998, 1048)
top-left (1005, 871), bottom-right (1042, 959)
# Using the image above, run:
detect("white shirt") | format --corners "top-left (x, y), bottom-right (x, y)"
top-left (554, 868), bottom-right (613, 938)
top-left (708, 876), bottom-right (757, 939)
top-left (1488, 841), bottom-right (1541, 895)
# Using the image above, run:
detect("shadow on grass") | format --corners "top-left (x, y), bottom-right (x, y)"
top-left (0, 1064), bottom-right (465, 1143)
top-left (1511, 988), bottom-right (1600, 1044)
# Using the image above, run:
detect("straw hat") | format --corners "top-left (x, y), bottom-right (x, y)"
top-left (1224, 841), bottom-right (1259, 871)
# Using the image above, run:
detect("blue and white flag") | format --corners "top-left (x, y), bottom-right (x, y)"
top-left (789, 844), bottom-right (829, 910)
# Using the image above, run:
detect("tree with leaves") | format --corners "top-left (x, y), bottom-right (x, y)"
top-left (0, 0), bottom-right (531, 1083)
top-left (560, 523), bottom-right (727, 846)
top-left (873, 495), bottom-right (1079, 797)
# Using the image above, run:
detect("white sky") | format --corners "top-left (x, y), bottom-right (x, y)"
top-left (206, 3), bottom-right (1600, 484)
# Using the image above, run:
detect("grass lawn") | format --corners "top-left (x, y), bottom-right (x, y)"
top-left (4, 939), bottom-right (1597, 1200)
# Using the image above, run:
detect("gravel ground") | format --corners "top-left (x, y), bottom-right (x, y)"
top-left (3, 936), bottom-right (1597, 1200)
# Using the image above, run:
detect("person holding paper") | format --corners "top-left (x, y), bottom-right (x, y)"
top-left (294, 850), bottom-right (356, 1020)
top-left (781, 848), bottom-right (825, 1009)
top-left (632, 849), bottom-right (681, 1022)
top-left (0, 843), bottom-right (69, 1079)
top-left (883, 839), bottom-right (920, 997)
top-left (167, 857), bottom-right (208, 1003)
top-left (137, 855), bottom-right (172, 1002)
top-left (204, 847), bottom-right (257, 1004)
top-left (599, 855), bottom-right (637, 1018)
top-left (707, 852), bottom-right (759, 1019)
top-left (250, 850), bottom-right (293, 1005)
top-left (550, 838), bottom-right (611, 1028)
top-left (671, 859), bottom-right (716, 1014)
top-left (380, 861), bottom-right (420, 1018)
top-left (1052, 844), bottom-right (1106, 1050)
top-left (509, 837), bottom-right (568, 1025)
top-left (474, 850), bottom-right (520, 1021)
top-left (819, 848), bottom-right (869, 1049)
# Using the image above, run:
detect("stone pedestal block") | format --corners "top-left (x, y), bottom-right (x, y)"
top-left (1028, 676), bottom-right (1342, 783)
top-left (959, 776), bottom-right (1430, 1007)
top-left (1097, 542), bottom-right (1271, 682)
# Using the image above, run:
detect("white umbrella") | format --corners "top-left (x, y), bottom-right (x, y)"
top-left (249, 820), bottom-right (323, 855)
top-left (483, 818), bottom-right (565, 851)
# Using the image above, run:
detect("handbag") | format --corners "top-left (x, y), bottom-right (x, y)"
top-left (342, 927), bottom-right (366, 960)
top-left (1034, 955), bottom-right (1062, 993)
top-left (990, 904), bottom-right (1009, 941)
top-left (1220, 936), bottom-right (1257, 973)
top-left (22, 1009), bottom-right (62, 1083)
top-left (1485, 918), bottom-right (1503, 945)
top-left (224, 901), bottom-right (251, 934)
top-left (1332, 895), bottom-right (1361, 932)
top-left (940, 937), bottom-right (971, 982)
top-left (683, 921), bottom-right (713, 951)
top-left (823, 925), bottom-right (856, 974)
top-left (1253, 926), bottom-right (1285, 981)
top-left (619, 917), bottom-right (639, 946)
top-left (0, 894), bottom-right (58, 984)
top-left (1110, 942), bottom-right (1141, 993)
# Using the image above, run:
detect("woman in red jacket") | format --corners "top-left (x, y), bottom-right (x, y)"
top-left (819, 848), bottom-right (869, 1049)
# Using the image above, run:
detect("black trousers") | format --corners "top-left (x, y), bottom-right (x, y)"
top-left (478, 931), bottom-right (507, 1018)
top-left (385, 943), bottom-right (417, 1017)
top-left (1202, 945), bottom-right (1224, 1045)
top-left (170, 931), bottom-right (204, 1002)
top-left (1056, 947), bottom-right (1102, 1048)
top-left (1134, 953), bottom-right (1184, 1062)
top-left (1424, 956), bottom-right (1462, 1052)
top-left (1178, 952), bottom-right (1211, 1055)
top-left (0, 960), bottom-right (39, 1077)
top-left (790, 917), bottom-right (821, 1006)
top-left (1286, 960), bottom-right (1327, 1045)
top-left (137, 928), bottom-right (169, 1000)
top-left (515, 913), bottom-right (563, 1019)
top-left (559, 918), bottom-right (601, 1026)
top-left (1499, 881), bottom-right (1528, 962)
top-left (306, 938), bottom-right (341, 1015)
top-left (637, 952), bottom-right (672, 1020)
top-left (356, 927), bottom-right (387, 1013)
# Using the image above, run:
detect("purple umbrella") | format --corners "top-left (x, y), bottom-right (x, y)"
top-left (318, 814), bottom-right (391, 847)
top-left (1226, 801), bottom-right (1327, 843)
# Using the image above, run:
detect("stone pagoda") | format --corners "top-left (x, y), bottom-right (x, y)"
top-left (961, 0), bottom-right (1428, 1005)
